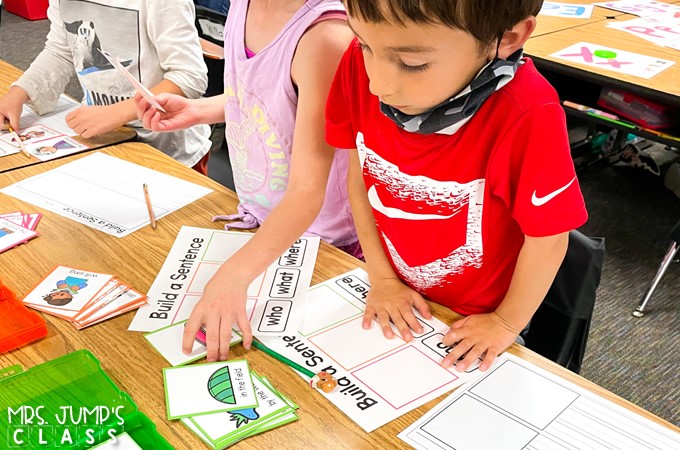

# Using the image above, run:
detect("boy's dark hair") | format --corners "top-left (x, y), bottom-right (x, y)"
top-left (345, 0), bottom-right (543, 47)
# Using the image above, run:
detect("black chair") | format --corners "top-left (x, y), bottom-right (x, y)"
top-left (523, 231), bottom-right (605, 374)
top-left (194, 5), bottom-right (227, 97)
top-left (632, 219), bottom-right (680, 317)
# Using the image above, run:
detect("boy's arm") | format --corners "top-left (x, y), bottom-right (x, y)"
top-left (11, 0), bottom-right (78, 116)
top-left (182, 20), bottom-right (355, 361)
top-left (347, 150), bottom-right (432, 342)
top-left (442, 232), bottom-right (569, 371)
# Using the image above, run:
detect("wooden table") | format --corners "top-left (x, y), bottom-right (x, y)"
top-left (1, 143), bottom-right (678, 449)
top-left (526, 11), bottom-right (680, 108)
top-left (0, 60), bottom-right (136, 173)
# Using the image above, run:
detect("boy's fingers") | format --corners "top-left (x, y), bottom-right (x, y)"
top-left (455, 346), bottom-right (482, 372)
top-left (391, 312), bottom-right (413, 342)
top-left (362, 308), bottom-right (375, 330)
top-left (376, 310), bottom-right (395, 339)
top-left (412, 295), bottom-right (432, 319)
top-left (400, 304), bottom-right (423, 334)
top-left (478, 351), bottom-right (495, 372)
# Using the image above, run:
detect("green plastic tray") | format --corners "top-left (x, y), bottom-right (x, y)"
top-left (0, 350), bottom-right (172, 449)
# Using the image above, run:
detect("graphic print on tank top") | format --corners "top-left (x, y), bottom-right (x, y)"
top-left (356, 132), bottom-right (485, 291)
top-left (225, 81), bottom-right (290, 209)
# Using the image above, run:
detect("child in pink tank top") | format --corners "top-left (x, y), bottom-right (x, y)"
top-left (135, 0), bottom-right (357, 361)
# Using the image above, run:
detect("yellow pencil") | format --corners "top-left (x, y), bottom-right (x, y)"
top-left (5, 121), bottom-right (31, 159)
top-left (143, 183), bottom-right (157, 229)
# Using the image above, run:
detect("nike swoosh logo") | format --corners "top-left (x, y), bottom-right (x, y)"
top-left (531, 176), bottom-right (576, 207)
top-left (367, 185), bottom-right (460, 220)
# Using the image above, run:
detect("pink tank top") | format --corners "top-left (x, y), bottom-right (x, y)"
top-left (219, 0), bottom-right (357, 246)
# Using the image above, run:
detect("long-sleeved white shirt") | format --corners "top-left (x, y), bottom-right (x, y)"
top-left (14, 0), bottom-right (211, 166)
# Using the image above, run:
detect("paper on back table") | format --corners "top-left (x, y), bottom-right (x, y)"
top-left (0, 152), bottom-right (212, 237)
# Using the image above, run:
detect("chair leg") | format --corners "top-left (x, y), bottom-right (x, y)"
top-left (633, 241), bottom-right (679, 317)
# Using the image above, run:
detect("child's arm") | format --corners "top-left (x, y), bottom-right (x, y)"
top-left (182, 20), bottom-right (355, 362)
top-left (1, 0), bottom-right (78, 126)
top-left (65, 80), bottom-right (187, 138)
top-left (347, 150), bottom-right (432, 342)
top-left (442, 232), bottom-right (569, 371)
top-left (136, 93), bottom-right (227, 132)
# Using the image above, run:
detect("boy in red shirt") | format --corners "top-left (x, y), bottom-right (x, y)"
top-left (326, 0), bottom-right (588, 372)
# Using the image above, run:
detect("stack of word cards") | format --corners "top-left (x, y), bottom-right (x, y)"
top-left (258, 268), bottom-right (487, 432)
top-left (163, 360), bottom-right (299, 448)
top-left (0, 95), bottom-right (86, 161)
top-left (0, 211), bottom-right (40, 253)
top-left (144, 319), bottom-right (243, 366)
top-left (22, 266), bottom-right (146, 329)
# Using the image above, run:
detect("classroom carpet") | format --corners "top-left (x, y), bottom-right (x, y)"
top-left (1, 9), bottom-right (678, 427)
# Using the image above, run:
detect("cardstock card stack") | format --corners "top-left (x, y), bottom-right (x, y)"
top-left (144, 320), bottom-right (243, 366)
top-left (164, 360), bottom-right (258, 420)
top-left (257, 268), bottom-right (487, 432)
top-left (182, 372), bottom-right (299, 449)
top-left (0, 213), bottom-right (39, 253)
top-left (129, 226), bottom-right (319, 338)
top-left (21, 266), bottom-right (146, 329)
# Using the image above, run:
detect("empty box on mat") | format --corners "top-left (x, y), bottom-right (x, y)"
top-left (4, 0), bottom-right (49, 20)
top-left (0, 350), bottom-right (173, 449)
top-left (0, 282), bottom-right (47, 353)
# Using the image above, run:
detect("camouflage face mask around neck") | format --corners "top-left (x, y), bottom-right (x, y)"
top-left (380, 49), bottom-right (524, 135)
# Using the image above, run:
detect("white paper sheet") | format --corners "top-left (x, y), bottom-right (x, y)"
top-left (0, 152), bottom-right (212, 237)
top-left (128, 226), bottom-right (319, 337)
top-left (257, 268), bottom-right (486, 432)
top-left (399, 353), bottom-right (680, 450)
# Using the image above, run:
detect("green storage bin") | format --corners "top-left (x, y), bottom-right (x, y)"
top-left (0, 350), bottom-right (172, 449)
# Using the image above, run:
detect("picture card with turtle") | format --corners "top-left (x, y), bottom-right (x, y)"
top-left (164, 359), bottom-right (258, 419)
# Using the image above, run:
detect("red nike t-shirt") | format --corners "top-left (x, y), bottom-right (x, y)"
top-left (325, 41), bottom-right (588, 316)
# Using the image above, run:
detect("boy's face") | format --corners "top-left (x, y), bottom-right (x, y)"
top-left (348, 16), bottom-right (493, 115)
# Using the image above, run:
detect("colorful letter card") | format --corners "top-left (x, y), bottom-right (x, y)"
top-left (539, 2), bottom-right (594, 18)
top-left (164, 360), bottom-right (257, 419)
top-left (257, 268), bottom-right (486, 432)
top-left (594, 0), bottom-right (680, 17)
top-left (550, 42), bottom-right (675, 79)
top-left (145, 320), bottom-right (243, 366)
top-left (129, 226), bottom-right (319, 337)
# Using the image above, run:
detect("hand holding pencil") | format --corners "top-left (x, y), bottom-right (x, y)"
top-left (4, 120), bottom-right (32, 159)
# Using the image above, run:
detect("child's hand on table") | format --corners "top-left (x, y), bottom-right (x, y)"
top-left (0, 86), bottom-right (28, 131)
top-left (362, 277), bottom-right (432, 342)
top-left (66, 104), bottom-right (128, 138)
top-left (182, 274), bottom-right (253, 362)
top-left (442, 312), bottom-right (518, 372)
top-left (135, 92), bottom-right (198, 132)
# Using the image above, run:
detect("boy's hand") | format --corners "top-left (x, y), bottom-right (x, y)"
top-left (441, 312), bottom-right (518, 372)
top-left (135, 93), bottom-right (198, 132)
top-left (363, 277), bottom-right (431, 342)
top-left (182, 275), bottom-right (253, 362)
top-left (65, 105), bottom-right (127, 138)
top-left (0, 86), bottom-right (29, 131)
